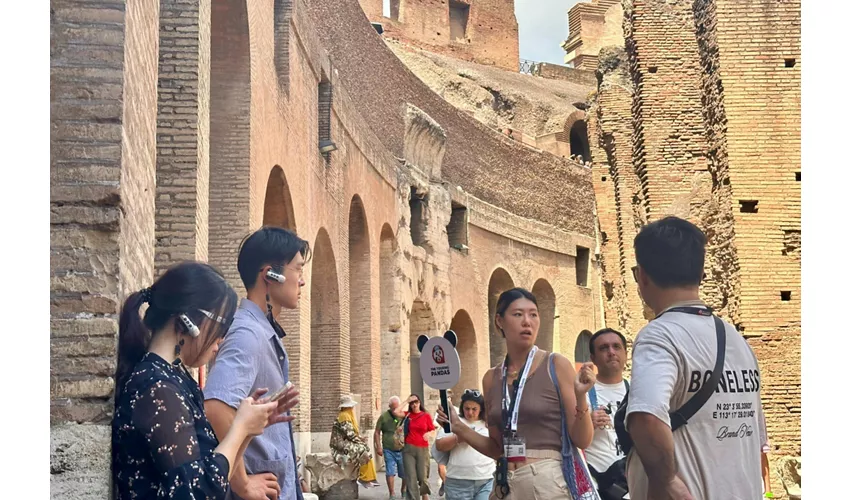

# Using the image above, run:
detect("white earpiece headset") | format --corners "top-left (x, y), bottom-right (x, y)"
top-left (266, 268), bottom-right (286, 284)
top-left (178, 309), bottom-right (227, 338)
top-left (178, 314), bottom-right (201, 337)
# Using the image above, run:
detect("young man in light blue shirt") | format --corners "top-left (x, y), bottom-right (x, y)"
top-left (205, 226), bottom-right (310, 500)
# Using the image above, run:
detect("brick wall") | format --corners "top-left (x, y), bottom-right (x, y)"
top-left (208, 0), bottom-right (251, 293)
top-left (50, 0), bottom-right (159, 497)
top-left (154, 0), bottom-right (210, 272)
top-left (531, 62), bottom-right (597, 86)
top-left (587, 47), bottom-right (647, 343)
top-left (564, 0), bottom-right (620, 70)
top-left (709, 0), bottom-right (801, 464)
top-left (367, 0), bottom-right (520, 71)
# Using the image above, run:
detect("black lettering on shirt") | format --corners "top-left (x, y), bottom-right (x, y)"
top-left (715, 370), bottom-right (726, 393)
top-left (688, 370), bottom-right (702, 392)
top-left (732, 370), bottom-right (743, 393)
top-left (725, 371), bottom-right (736, 393)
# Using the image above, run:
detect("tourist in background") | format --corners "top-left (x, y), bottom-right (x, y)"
top-left (205, 226), bottom-right (310, 500)
top-left (375, 396), bottom-right (410, 499)
top-left (583, 328), bottom-right (630, 500)
top-left (330, 395), bottom-right (380, 488)
top-left (437, 288), bottom-right (597, 499)
top-left (434, 389), bottom-right (495, 500)
top-left (112, 262), bottom-right (295, 500)
top-left (402, 393), bottom-right (436, 500)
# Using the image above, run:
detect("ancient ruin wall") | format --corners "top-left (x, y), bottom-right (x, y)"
top-left (310, 0), bottom-right (597, 236)
top-left (50, 0), bottom-right (160, 497)
top-left (623, 0), bottom-right (740, 322)
top-left (707, 0), bottom-right (801, 462)
top-left (365, 0), bottom-right (520, 71)
top-left (587, 47), bottom-right (646, 342)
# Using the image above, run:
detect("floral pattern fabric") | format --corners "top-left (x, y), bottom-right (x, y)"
top-left (112, 352), bottom-right (230, 500)
top-left (329, 419), bottom-right (371, 468)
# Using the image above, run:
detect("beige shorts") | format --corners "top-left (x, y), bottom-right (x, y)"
top-left (489, 458), bottom-right (574, 500)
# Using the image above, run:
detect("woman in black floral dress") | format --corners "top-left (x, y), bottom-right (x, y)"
top-left (112, 262), bottom-right (285, 500)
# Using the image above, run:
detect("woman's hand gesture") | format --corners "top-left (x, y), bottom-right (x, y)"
top-left (574, 362), bottom-right (597, 396)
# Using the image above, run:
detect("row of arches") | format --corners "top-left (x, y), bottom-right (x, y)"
top-left (261, 164), bottom-right (595, 431)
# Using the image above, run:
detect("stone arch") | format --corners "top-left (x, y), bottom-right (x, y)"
top-left (570, 120), bottom-right (591, 163)
top-left (262, 166), bottom-right (301, 380)
top-left (488, 267), bottom-right (515, 367)
top-left (379, 223), bottom-right (400, 407)
top-left (532, 279), bottom-right (557, 353)
top-left (575, 329), bottom-right (593, 369)
top-left (450, 309), bottom-right (478, 406)
top-left (410, 300), bottom-right (437, 400)
top-left (310, 228), bottom-right (342, 432)
top-left (209, 0), bottom-right (251, 291)
top-left (348, 196), bottom-right (373, 424)
top-left (263, 166), bottom-right (296, 231)
top-left (563, 109), bottom-right (591, 164)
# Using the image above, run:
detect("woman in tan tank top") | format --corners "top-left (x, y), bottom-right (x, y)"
top-left (437, 288), bottom-right (599, 499)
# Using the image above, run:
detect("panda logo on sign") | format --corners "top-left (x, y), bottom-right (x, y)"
top-left (418, 330), bottom-right (461, 434)
top-left (432, 345), bottom-right (445, 364)
top-left (417, 330), bottom-right (461, 391)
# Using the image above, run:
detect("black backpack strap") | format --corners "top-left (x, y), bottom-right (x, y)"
top-left (669, 314), bottom-right (726, 430)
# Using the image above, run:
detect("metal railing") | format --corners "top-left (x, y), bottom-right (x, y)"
top-left (518, 58), bottom-right (539, 74)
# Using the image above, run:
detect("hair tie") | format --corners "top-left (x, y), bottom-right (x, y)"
top-left (140, 287), bottom-right (153, 303)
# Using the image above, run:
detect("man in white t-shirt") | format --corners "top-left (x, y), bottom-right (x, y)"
top-left (625, 216), bottom-right (766, 500)
top-left (585, 328), bottom-right (630, 500)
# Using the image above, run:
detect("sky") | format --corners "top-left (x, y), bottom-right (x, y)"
top-left (514, 0), bottom-right (583, 65)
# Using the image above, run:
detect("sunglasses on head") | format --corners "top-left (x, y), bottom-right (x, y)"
top-left (464, 389), bottom-right (482, 398)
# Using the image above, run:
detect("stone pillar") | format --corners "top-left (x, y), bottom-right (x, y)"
top-left (50, 0), bottom-right (160, 497)
top-left (154, 0), bottom-right (212, 271)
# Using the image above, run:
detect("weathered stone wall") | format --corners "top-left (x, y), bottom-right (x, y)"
top-left (363, 0), bottom-right (520, 71)
top-left (706, 0), bottom-right (802, 485)
top-left (50, 0), bottom-right (160, 496)
top-left (587, 47), bottom-right (646, 347)
top-left (563, 0), bottom-right (621, 70)
top-left (387, 39), bottom-right (593, 148)
top-left (582, 0), bottom-right (800, 493)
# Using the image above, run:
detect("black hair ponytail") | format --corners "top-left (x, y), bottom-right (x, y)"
top-left (115, 290), bottom-right (151, 399)
top-left (113, 261), bottom-right (238, 402)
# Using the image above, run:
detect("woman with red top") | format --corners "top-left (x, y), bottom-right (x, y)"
top-left (402, 393), bottom-right (435, 500)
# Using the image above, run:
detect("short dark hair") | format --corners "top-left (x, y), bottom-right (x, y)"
top-left (460, 389), bottom-right (486, 418)
top-left (634, 216), bottom-right (706, 288)
top-left (589, 328), bottom-right (627, 356)
top-left (237, 226), bottom-right (311, 289)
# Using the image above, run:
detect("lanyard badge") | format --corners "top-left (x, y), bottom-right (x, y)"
top-left (501, 346), bottom-right (537, 462)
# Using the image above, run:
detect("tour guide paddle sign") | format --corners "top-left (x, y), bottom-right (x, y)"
top-left (417, 330), bottom-right (461, 433)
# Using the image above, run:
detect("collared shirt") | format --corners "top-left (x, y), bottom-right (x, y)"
top-left (204, 299), bottom-right (303, 500)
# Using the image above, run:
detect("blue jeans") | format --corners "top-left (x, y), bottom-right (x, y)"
top-left (384, 448), bottom-right (405, 478)
top-left (444, 477), bottom-right (494, 500)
